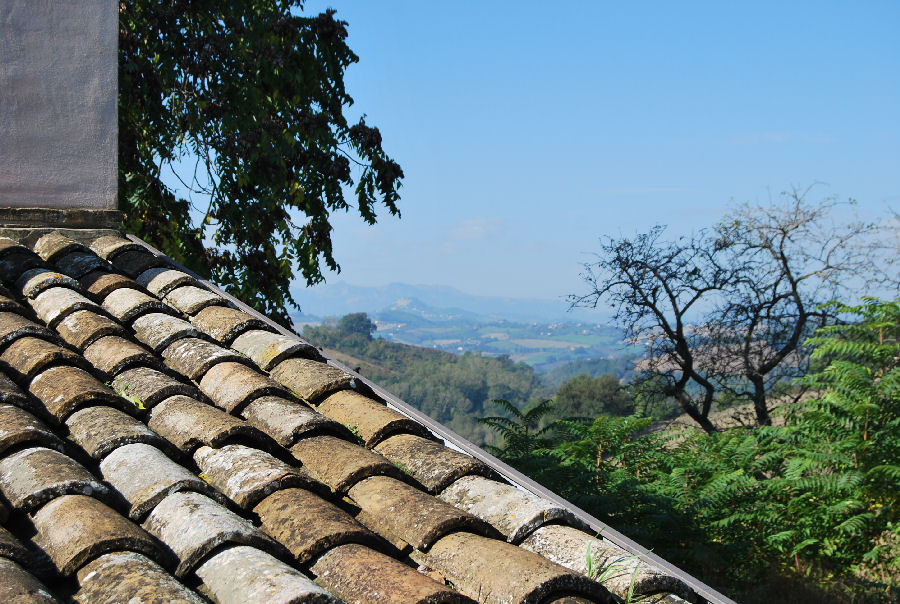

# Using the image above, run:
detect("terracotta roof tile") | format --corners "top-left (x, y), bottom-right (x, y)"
top-left (190, 305), bottom-right (268, 345)
top-left (56, 309), bottom-right (126, 350)
top-left (0, 524), bottom-right (35, 567)
top-left (16, 267), bottom-right (82, 299)
top-left (241, 395), bottom-right (346, 447)
top-left (0, 311), bottom-right (59, 348)
top-left (290, 435), bottom-right (404, 494)
top-left (164, 284), bottom-right (226, 315)
top-left (83, 335), bottom-right (162, 376)
top-left (0, 371), bottom-right (36, 411)
top-left (318, 390), bottom-right (433, 448)
top-left (101, 442), bottom-right (223, 520)
top-left (34, 494), bottom-right (166, 575)
top-left (66, 405), bottom-right (172, 459)
top-left (29, 365), bottom-right (131, 421)
top-left (75, 551), bottom-right (205, 604)
top-left (89, 234), bottom-right (144, 260)
top-left (147, 394), bottom-right (270, 453)
top-left (136, 267), bottom-right (198, 297)
top-left (111, 366), bottom-right (200, 410)
top-left (0, 557), bottom-right (58, 603)
top-left (0, 287), bottom-right (24, 312)
top-left (131, 312), bottom-right (204, 352)
top-left (142, 490), bottom-right (281, 577)
top-left (110, 248), bottom-right (169, 277)
top-left (195, 544), bottom-right (339, 603)
top-left (310, 543), bottom-right (473, 604)
top-left (254, 487), bottom-right (379, 563)
top-left (33, 232), bottom-right (89, 262)
top-left (0, 403), bottom-right (65, 455)
top-left (101, 288), bottom-right (174, 323)
top-left (439, 475), bottom-right (589, 544)
top-left (79, 269), bottom-right (142, 299)
top-left (199, 361), bottom-right (289, 414)
top-left (0, 446), bottom-right (108, 512)
top-left (1, 336), bottom-right (88, 382)
top-left (0, 248), bottom-right (45, 283)
top-left (30, 287), bottom-right (100, 327)
top-left (161, 337), bottom-right (248, 380)
top-left (375, 434), bottom-right (496, 494)
top-left (231, 329), bottom-right (320, 370)
top-left (270, 357), bottom-right (354, 403)
top-left (54, 250), bottom-right (110, 279)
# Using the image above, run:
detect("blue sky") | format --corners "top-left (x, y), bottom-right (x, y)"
top-left (298, 2), bottom-right (899, 302)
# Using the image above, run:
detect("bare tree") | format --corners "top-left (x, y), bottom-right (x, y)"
top-left (573, 187), bottom-right (889, 432)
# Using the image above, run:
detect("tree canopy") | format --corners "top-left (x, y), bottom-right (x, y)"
top-left (119, 1), bottom-right (403, 324)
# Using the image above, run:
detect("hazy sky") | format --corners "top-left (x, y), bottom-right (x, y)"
top-left (296, 2), bottom-right (899, 301)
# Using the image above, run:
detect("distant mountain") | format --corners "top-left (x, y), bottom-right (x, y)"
top-left (291, 281), bottom-right (612, 324)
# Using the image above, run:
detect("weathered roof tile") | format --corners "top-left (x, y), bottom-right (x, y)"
top-left (75, 551), bottom-right (205, 604)
top-left (290, 435), bottom-right (403, 494)
top-left (30, 287), bottom-right (100, 327)
top-left (101, 443), bottom-right (222, 520)
top-left (0, 246), bottom-right (45, 283)
top-left (241, 395), bottom-right (346, 447)
top-left (199, 361), bottom-right (289, 413)
top-left (112, 366), bottom-right (200, 410)
top-left (33, 232), bottom-right (87, 262)
top-left (148, 395), bottom-right (269, 453)
top-left (0, 336), bottom-right (87, 383)
top-left (89, 235), bottom-right (143, 260)
top-left (420, 532), bottom-right (611, 604)
top-left (83, 335), bottom-right (161, 376)
top-left (196, 544), bottom-right (339, 604)
top-left (16, 267), bottom-right (82, 299)
top-left (231, 329), bottom-right (320, 371)
top-left (54, 250), bottom-right (109, 279)
top-left (0, 288), bottom-right (24, 313)
top-left (0, 371), bottom-right (34, 410)
top-left (319, 391), bottom-right (431, 448)
top-left (191, 305), bottom-right (268, 345)
top-left (164, 285), bottom-right (226, 315)
top-left (161, 337), bottom-right (247, 380)
top-left (101, 288), bottom-right (174, 323)
top-left (348, 475), bottom-right (497, 550)
top-left (194, 444), bottom-right (319, 508)
top-left (311, 543), bottom-right (472, 604)
top-left (79, 270), bottom-right (142, 299)
top-left (375, 434), bottom-right (494, 494)
top-left (0, 524), bottom-right (34, 567)
top-left (131, 312), bottom-right (203, 352)
top-left (520, 524), bottom-right (694, 601)
top-left (34, 494), bottom-right (165, 576)
top-left (136, 267), bottom-right (197, 298)
top-left (254, 487), bottom-right (379, 564)
top-left (29, 365), bottom-right (130, 421)
top-left (110, 249), bottom-right (169, 277)
top-left (438, 475), bottom-right (588, 544)
top-left (0, 404), bottom-right (65, 455)
top-left (0, 311), bottom-right (58, 349)
top-left (143, 491), bottom-right (281, 577)
top-left (269, 358), bottom-right (354, 403)
top-left (0, 447), bottom-right (108, 512)
top-left (66, 405), bottom-right (172, 459)
top-left (0, 557), bottom-right (58, 603)
top-left (56, 309), bottom-right (126, 350)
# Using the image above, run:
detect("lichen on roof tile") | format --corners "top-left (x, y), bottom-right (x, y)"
top-left (66, 405), bottom-right (172, 459)
top-left (101, 442), bottom-right (222, 520)
top-left (142, 490), bottom-right (282, 578)
top-left (16, 267), bottom-right (82, 299)
top-left (56, 309), bottom-right (126, 350)
top-left (0, 404), bottom-right (65, 455)
top-left (148, 394), bottom-right (269, 453)
top-left (196, 544), bottom-right (340, 604)
top-left (112, 366), bottom-right (200, 410)
top-left (231, 329), bottom-right (320, 371)
top-left (318, 390), bottom-right (432, 448)
top-left (269, 357), bottom-right (354, 403)
top-left (194, 444), bottom-right (321, 509)
top-left (83, 335), bottom-right (162, 376)
top-left (290, 435), bottom-right (403, 493)
top-left (30, 286), bottom-right (101, 327)
top-left (136, 267), bottom-right (197, 298)
top-left (101, 288), bottom-right (174, 323)
top-left (75, 551), bottom-right (205, 604)
top-left (375, 434), bottom-right (495, 494)
top-left (29, 365), bottom-right (131, 421)
top-left (310, 543), bottom-right (473, 604)
top-left (1, 336), bottom-right (88, 382)
top-left (0, 446), bottom-right (109, 512)
top-left (34, 494), bottom-right (165, 576)
top-left (131, 312), bottom-right (203, 352)
top-left (191, 305), bottom-right (268, 345)
top-left (161, 337), bottom-right (248, 380)
top-left (241, 395), bottom-right (346, 447)
top-left (254, 487), bottom-right (379, 564)
top-left (164, 285), bottom-right (226, 315)
top-left (438, 475), bottom-right (588, 544)
top-left (199, 361), bottom-right (289, 414)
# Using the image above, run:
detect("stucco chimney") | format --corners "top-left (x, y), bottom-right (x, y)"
top-left (0, 0), bottom-right (120, 232)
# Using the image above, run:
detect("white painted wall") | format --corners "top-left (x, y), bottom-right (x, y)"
top-left (0, 0), bottom-right (117, 209)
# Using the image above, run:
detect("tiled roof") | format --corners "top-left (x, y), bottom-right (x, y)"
top-left (0, 230), bottom-right (714, 603)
